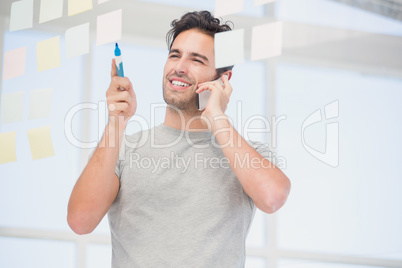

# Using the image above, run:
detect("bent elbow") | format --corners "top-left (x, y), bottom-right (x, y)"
top-left (258, 179), bottom-right (291, 214)
top-left (256, 198), bottom-right (280, 214)
top-left (262, 198), bottom-right (284, 214)
top-left (67, 212), bottom-right (94, 235)
top-left (258, 194), bottom-right (287, 214)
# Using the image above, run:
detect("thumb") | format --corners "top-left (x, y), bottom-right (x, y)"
top-left (111, 58), bottom-right (117, 78)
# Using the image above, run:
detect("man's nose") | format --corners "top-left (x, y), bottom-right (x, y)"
top-left (174, 58), bottom-right (188, 74)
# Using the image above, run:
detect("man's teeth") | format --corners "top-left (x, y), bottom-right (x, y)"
top-left (172, 80), bottom-right (190, 87)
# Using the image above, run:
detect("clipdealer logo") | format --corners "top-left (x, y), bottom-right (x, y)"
top-left (64, 100), bottom-right (340, 168)
top-left (301, 100), bottom-right (339, 167)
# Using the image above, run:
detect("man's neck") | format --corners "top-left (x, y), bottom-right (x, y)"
top-left (163, 106), bottom-right (208, 132)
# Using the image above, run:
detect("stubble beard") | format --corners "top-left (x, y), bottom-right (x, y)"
top-left (162, 80), bottom-right (199, 115)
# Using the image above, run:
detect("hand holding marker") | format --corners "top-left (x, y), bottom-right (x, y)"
top-left (108, 43), bottom-right (136, 119)
top-left (114, 43), bottom-right (125, 90)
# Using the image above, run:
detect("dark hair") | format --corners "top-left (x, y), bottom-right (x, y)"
top-left (166, 10), bottom-right (234, 76)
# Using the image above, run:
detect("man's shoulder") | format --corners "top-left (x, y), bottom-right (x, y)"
top-left (119, 126), bottom-right (157, 156)
top-left (124, 127), bottom-right (153, 141)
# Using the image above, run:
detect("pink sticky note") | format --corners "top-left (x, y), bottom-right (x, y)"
top-left (96, 9), bottom-right (122, 46)
top-left (215, 29), bottom-right (245, 69)
top-left (251, 22), bottom-right (283, 61)
top-left (3, 47), bottom-right (27, 80)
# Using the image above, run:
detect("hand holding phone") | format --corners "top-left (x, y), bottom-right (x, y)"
top-left (197, 77), bottom-right (225, 111)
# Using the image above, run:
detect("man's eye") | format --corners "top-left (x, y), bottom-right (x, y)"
top-left (170, 54), bottom-right (179, 58)
top-left (194, 59), bottom-right (203, 64)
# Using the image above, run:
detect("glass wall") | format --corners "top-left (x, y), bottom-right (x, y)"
top-left (1, 0), bottom-right (401, 267)
top-left (275, 62), bottom-right (402, 258)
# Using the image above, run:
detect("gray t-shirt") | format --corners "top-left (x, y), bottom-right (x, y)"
top-left (109, 124), bottom-right (271, 268)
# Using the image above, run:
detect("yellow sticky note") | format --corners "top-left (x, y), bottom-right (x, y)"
top-left (9, 0), bottom-right (34, 31)
top-left (36, 36), bottom-right (61, 72)
top-left (27, 126), bottom-right (55, 160)
top-left (0, 131), bottom-right (17, 164)
top-left (3, 46), bottom-right (27, 80)
top-left (68, 0), bottom-right (93, 16)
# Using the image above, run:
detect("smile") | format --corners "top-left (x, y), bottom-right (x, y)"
top-left (169, 78), bottom-right (192, 90)
top-left (171, 80), bottom-right (190, 87)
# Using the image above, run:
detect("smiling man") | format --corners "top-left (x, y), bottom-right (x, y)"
top-left (68, 11), bottom-right (290, 268)
top-left (163, 29), bottom-right (219, 112)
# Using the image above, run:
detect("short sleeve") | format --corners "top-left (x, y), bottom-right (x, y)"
top-left (114, 157), bottom-right (121, 179)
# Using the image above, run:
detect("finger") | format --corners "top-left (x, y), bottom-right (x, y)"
top-left (111, 76), bottom-right (132, 91)
top-left (108, 90), bottom-right (130, 103)
top-left (109, 102), bottom-right (129, 113)
top-left (196, 87), bottom-right (208, 94)
top-left (196, 84), bottom-right (218, 94)
top-left (126, 80), bottom-right (136, 99)
top-left (198, 79), bottom-right (220, 87)
top-left (119, 77), bottom-right (132, 91)
top-left (111, 59), bottom-right (118, 78)
top-left (198, 81), bottom-right (211, 87)
top-left (197, 81), bottom-right (220, 89)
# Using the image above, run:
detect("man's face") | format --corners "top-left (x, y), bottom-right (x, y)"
top-left (163, 29), bottom-right (218, 113)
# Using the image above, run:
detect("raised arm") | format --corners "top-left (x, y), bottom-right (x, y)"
top-left (197, 74), bottom-right (291, 214)
top-left (67, 60), bottom-right (137, 234)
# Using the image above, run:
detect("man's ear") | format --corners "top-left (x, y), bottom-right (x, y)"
top-left (221, 70), bottom-right (232, 80)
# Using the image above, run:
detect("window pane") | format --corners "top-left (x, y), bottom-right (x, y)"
top-left (0, 30), bottom-right (83, 231)
top-left (87, 45), bottom-right (268, 237)
top-left (247, 209), bottom-right (267, 248)
top-left (0, 237), bottom-right (75, 268)
top-left (86, 243), bottom-right (112, 268)
top-left (226, 61), bottom-right (267, 143)
top-left (275, 62), bottom-right (402, 259)
top-left (138, 0), bottom-right (265, 17)
top-left (88, 42), bottom-right (166, 142)
top-left (275, 0), bottom-right (402, 37)
top-left (278, 259), bottom-right (386, 268)
top-left (246, 256), bottom-right (267, 268)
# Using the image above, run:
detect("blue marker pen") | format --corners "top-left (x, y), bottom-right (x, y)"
top-left (114, 43), bottom-right (124, 77)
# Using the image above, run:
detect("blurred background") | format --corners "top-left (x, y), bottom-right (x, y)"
top-left (0, 0), bottom-right (401, 267)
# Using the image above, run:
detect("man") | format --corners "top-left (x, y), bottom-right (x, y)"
top-left (68, 10), bottom-right (290, 267)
